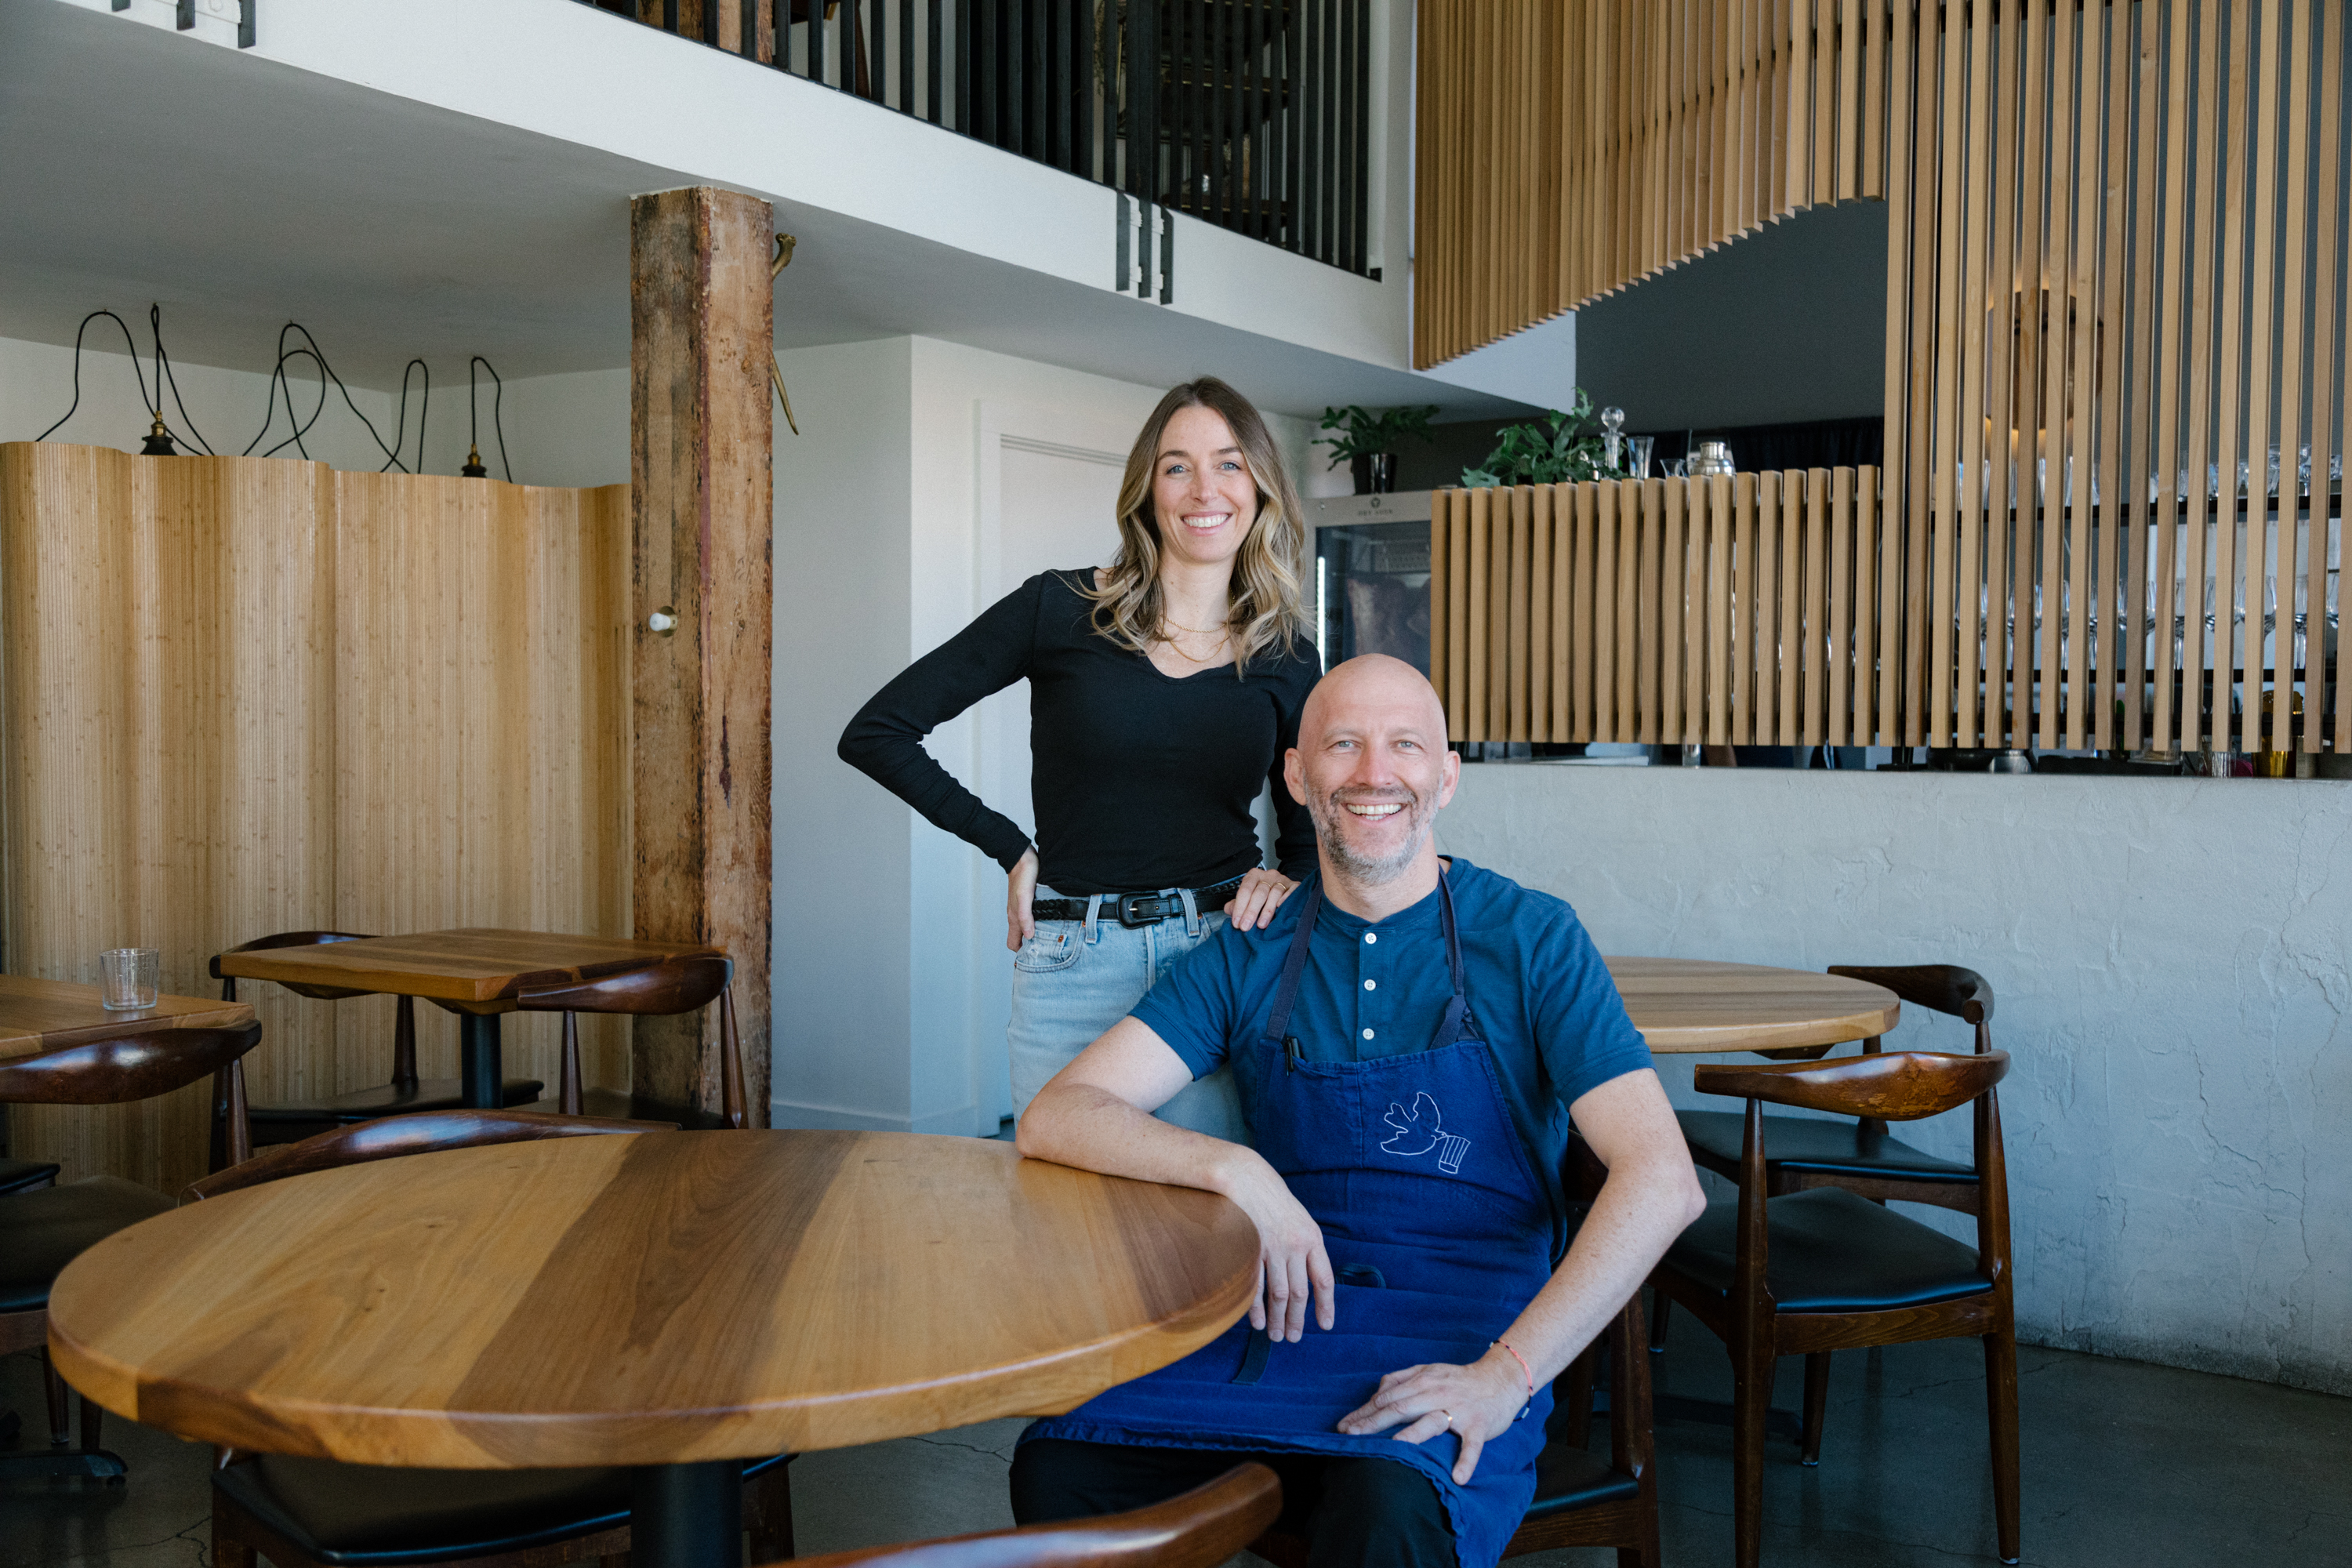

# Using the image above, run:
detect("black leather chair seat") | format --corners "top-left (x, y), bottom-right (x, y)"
top-left (1523, 1440), bottom-right (1639, 1519)
top-left (1665, 1187), bottom-right (1991, 1313)
top-left (0, 1157), bottom-right (60, 1194)
top-left (1677, 1109), bottom-right (1976, 1184)
top-left (214, 1452), bottom-right (793, 1566)
top-left (0, 1178), bottom-right (173, 1312)
top-left (252, 1077), bottom-right (546, 1124)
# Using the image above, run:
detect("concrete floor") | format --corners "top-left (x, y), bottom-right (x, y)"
top-left (5, 1316), bottom-right (2349, 1568)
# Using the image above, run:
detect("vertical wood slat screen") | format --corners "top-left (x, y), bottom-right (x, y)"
top-left (1414, 0), bottom-right (1896, 368)
top-left (0, 444), bottom-right (632, 1194)
top-left (1889, 0), bottom-right (2348, 754)
top-left (1431, 472), bottom-right (1891, 746)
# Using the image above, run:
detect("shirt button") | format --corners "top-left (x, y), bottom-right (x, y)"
top-left (1362, 1028), bottom-right (1375, 1040)
top-left (1363, 978), bottom-right (1377, 991)
top-left (1365, 933), bottom-right (1378, 945)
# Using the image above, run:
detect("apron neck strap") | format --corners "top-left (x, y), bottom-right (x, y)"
top-left (1263, 877), bottom-right (1323, 1045)
top-left (1261, 869), bottom-right (1468, 1047)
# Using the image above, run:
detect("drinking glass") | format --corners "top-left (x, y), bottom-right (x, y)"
top-left (1628, 436), bottom-right (1655, 478)
top-left (100, 947), bottom-right (161, 1011)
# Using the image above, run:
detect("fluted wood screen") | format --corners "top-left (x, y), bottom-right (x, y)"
top-left (1, 443), bottom-right (632, 1193)
top-left (1418, 2), bottom-right (2347, 755)
top-left (1414, 0), bottom-right (1899, 365)
top-left (1889, 0), bottom-right (2347, 753)
top-left (1432, 473), bottom-right (1889, 745)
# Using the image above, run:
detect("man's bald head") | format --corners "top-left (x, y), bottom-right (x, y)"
top-left (1298, 654), bottom-right (1447, 750)
top-left (1285, 655), bottom-right (1459, 893)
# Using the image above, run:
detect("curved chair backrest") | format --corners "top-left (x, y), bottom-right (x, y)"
top-left (768, 1463), bottom-right (1279, 1568)
top-left (183, 1108), bottom-right (677, 1202)
top-left (512, 954), bottom-right (731, 1016)
top-left (1695, 1050), bottom-right (2009, 1123)
top-left (0, 1022), bottom-right (266, 1106)
top-left (212, 931), bottom-right (379, 1002)
top-left (1828, 964), bottom-right (1994, 1048)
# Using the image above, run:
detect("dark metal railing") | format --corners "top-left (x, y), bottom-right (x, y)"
top-left (575, 1), bottom-right (1375, 278)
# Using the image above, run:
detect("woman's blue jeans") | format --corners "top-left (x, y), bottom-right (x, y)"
top-left (1007, 886), bottom-right (1247, 1142)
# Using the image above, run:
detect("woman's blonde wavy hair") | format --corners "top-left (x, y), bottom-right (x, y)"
top-left (1084, 378), bottom-right (1311, 675)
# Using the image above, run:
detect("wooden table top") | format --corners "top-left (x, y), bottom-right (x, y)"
top-left (49, 1131), bottom-right (1260, 1469)
top-left (212, 929), bottom-right (722, 1007)
top-left (0, 975), bottom-right (255, 1062)
top-left (1606, 957), bottom-right (1900, 1054)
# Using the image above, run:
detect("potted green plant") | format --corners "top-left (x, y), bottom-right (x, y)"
top-left (1315, 403), bottom-right (1439, 493)
top-left (1461, 390), bottom-right (1613, 487)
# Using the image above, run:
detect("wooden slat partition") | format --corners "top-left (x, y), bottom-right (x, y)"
top-left (1424, 2), bottom-right (2348, 755)
top-left (1885, 0), bottom-right (2349, 753)
top-left (1414, 0), bottom-right (1893, 368)
top-left (0, 444), bottom-right (632, 1194)
top-left (1432, 470), bottom-right (1894, 748)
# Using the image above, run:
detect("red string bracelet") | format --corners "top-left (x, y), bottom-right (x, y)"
top-left (1492, 1339), bottom-right (1535, 1417)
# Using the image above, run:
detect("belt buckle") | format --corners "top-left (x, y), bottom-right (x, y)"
top-left (1116, 892), bottom-right (1170, 928)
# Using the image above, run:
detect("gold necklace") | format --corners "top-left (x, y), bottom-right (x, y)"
top-left (1160, 616), bottom-right (1229, 635)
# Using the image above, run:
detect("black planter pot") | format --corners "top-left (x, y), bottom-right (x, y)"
top-left (1350, 452), bottom-right (1398, 493)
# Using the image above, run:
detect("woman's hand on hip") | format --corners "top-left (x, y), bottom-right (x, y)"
top-left (1214, 1150), bottom-right (1334, 1342)
top-left (1224, 868), bottom-right (1299, 931)
top-left (1336, 1349), bottom-right (1528, 1483)
top-left (1005, 848), bottom-right (1040, 952)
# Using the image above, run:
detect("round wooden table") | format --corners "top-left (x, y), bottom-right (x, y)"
top-left (1605, 956), bottom-right (1900, 1054)
top-left (48, 1131), bottom-right (1260, 1567)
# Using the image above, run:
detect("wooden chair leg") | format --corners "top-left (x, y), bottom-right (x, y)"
top-left (719, 985), bottom-right (746, 1130)
top-left (1985, 1328), bottom-right (2021, 1565)
top-left (561, 1013), bottom-right (584, 1116)
top-left (1730, 1345), bottom-right (1770, 1568)
top-left (212, 1515), bottom-right (258, 1568)
top-left (223, 1057), bottom-right (251, 1167)
top-left (1800, 1351), bottom-right (1831, 1466)
top-left (42, 1348), bottom-right (69, 1445)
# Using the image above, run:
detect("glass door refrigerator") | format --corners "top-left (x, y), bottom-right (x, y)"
top-left (1304, 490), bottom-right (1435, 676)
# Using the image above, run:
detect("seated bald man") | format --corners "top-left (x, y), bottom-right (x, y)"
top-left (1011, 655), bottom-right (1705, 1568)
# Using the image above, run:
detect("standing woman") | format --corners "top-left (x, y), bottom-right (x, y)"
top-left (839, 378), bottom-right (1318, 1140)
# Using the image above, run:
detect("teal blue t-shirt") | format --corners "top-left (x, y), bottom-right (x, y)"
top-left (1132, 857), bottom-right (1653, 1181)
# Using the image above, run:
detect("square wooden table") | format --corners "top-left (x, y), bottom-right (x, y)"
top-left (0, 974), bottom-right (255, 1063)
top-left (213, 931), bottom-right (721, 1110)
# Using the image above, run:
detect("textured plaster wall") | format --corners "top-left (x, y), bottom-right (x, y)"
top-left (1435, 764), bottom-right (2352, 1394)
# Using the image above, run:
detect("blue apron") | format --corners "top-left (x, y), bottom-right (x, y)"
top-left (1024, 873), bottom-right (1555, 1568)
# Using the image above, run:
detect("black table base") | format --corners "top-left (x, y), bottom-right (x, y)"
top-left (458, 1013), bottom-right (503, 1111)
top-left (633, 1458), bottom-right (744, 1568)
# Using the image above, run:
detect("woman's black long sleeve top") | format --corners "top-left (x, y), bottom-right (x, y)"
top-left (838, 570), bottom-right (1319, 898)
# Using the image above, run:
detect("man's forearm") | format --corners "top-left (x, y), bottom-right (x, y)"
top-left (1016, 1080), bottom-right (1254, 1198)
top-left (1490, 1144), bottom-right (1706, 1388)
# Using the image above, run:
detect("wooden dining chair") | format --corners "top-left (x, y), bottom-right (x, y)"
top-left (200, 1108), bottom-right (797, 1568)
top-left (771, 1461), bottom-right (1280, 1568)
top-left (0, 1020), bottom-right (264, 1481)
top-left (209, 931), bottom-right (543, 1166)
top-left (513, 952), bottom-right (746, 1128)
top-left (1651, 1050), bottom-right (2020, 1568)
top-left (1662, 964), bottom-right (1997, 1459)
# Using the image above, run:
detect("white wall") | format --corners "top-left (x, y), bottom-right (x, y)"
top-left (768, 338), bottom-right (919, 1131)
top-left (0, 335), bottom-right (629, 489)
top-left (1434, 764), bottom-right (2352, 1395)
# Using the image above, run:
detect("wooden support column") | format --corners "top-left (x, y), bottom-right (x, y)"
top-left (630, 187), bottom-right (774, 1126)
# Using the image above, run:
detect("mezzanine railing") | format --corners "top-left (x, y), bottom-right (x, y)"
top-left (575, 0), bottom-right (1377, 278)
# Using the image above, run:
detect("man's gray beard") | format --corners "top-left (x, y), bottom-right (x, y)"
top-left (1309, 793), bottom-right (1434, 885)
